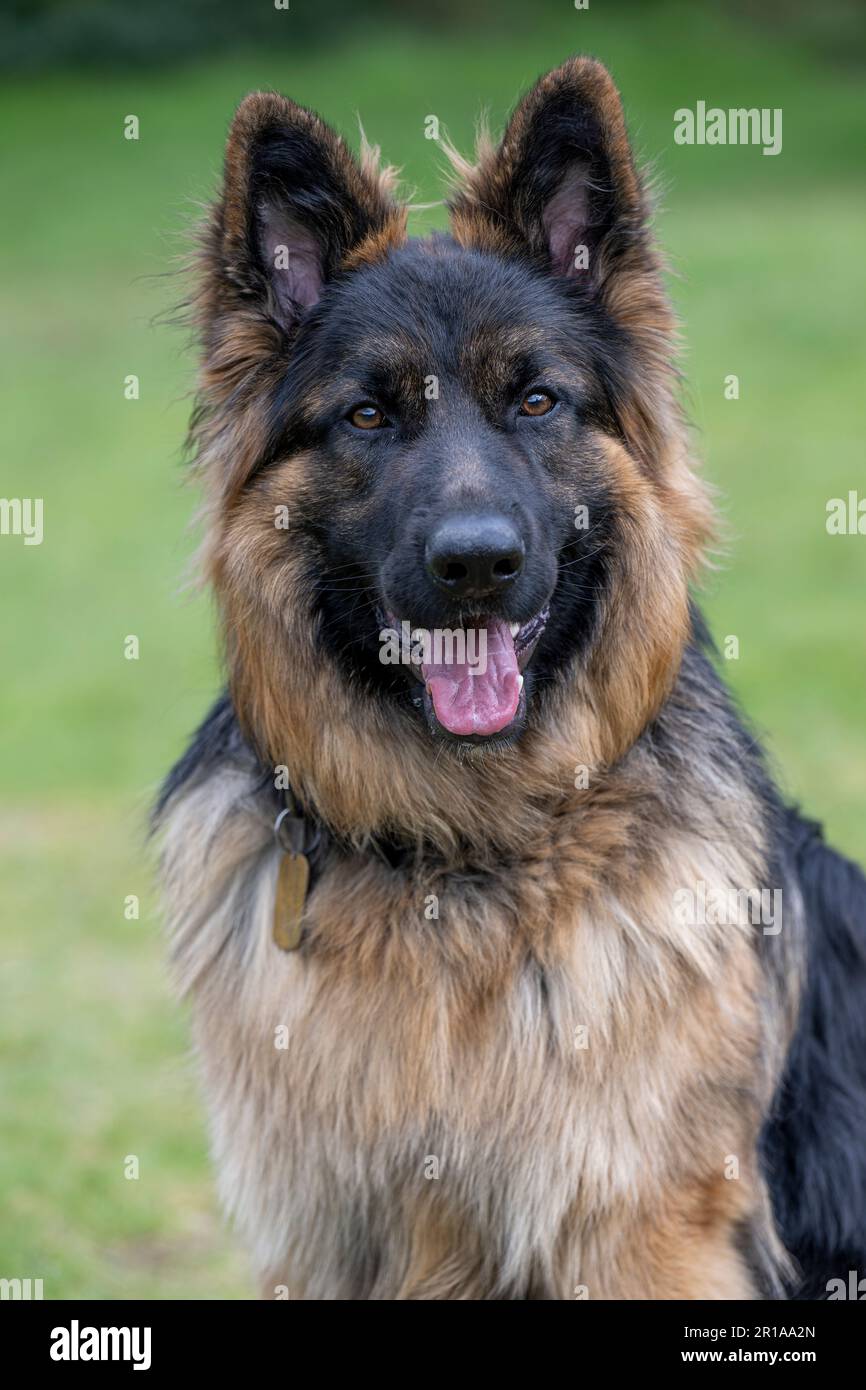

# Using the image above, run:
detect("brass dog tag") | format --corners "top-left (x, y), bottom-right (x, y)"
top-left (273, 852), bottom-right (309, 952)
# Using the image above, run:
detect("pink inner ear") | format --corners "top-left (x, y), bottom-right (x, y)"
top-left (541, 164), bottom-right (591, 277)
top-left (258, 204), bottom-right (323, 317)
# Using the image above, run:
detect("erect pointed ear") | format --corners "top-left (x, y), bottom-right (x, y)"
top-left (448, 58), bottom-right (686, 474)
top-left (447, 58), bottom-right (651, 290)
top-left (204, 92), bottom-right (405, 336)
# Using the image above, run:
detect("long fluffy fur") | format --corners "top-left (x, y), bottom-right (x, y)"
top-left (154, 58), bottom-right (866, 1300)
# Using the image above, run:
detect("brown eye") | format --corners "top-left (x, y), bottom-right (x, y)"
top-left (519, 390), bottom-right (556, 418)
top-left (349, 403), bottom-right (386, 430)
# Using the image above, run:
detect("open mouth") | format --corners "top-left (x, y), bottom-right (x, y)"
top-left (383, 608), bottom-right (549, 741)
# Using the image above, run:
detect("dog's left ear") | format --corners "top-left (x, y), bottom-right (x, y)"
top-left (448, 57), bottom-right (652, 291)
top-left (449, 58), bottom-right (685, 474)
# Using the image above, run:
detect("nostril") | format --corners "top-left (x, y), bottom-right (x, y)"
top-left (493, 553), bottom-right (522, 579)
top-left (442, 560), bottom-right (469, 583)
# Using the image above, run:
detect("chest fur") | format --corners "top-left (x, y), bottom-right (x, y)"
top-left (167, 799), bottom-right (765, 1295)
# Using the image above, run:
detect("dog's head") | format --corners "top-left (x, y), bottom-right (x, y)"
top-left (191, 60), bottom-right (712, 842)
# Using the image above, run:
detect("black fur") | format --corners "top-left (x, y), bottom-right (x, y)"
top-left (761, 812), bottom-right (866, 1298)
top-left (258, 238), bottom-right (626, 743)
top-left (154, 692), bottom-right (244, 819)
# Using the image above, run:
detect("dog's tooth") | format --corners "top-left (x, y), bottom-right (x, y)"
top-left (517, 674), bottom-right (524, 692)
top-left (509, 622), bottom-right (520, 637)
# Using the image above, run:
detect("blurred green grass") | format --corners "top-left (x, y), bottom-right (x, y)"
top-left (1, 2), bottom-right (864, 1297)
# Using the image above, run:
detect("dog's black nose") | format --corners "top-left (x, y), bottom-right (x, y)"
top-left (425, 513), bottom-right (525, 599)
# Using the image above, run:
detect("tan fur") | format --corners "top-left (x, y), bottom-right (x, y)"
top-left (157, 59), bottom-right (800, 1299)
top-left (204, 420), bottom-right (704, 849)
top-left (160, 750), bottom-right (784, 1298)
top-left (341, 209), bottom-right (408, 271)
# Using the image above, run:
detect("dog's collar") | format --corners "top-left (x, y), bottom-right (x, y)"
top-left (266, 778), bottom-right (414, 952)
top-left (267, 779), bottom-right (412, 870)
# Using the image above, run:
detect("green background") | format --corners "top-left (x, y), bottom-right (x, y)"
top-left (1, 0), bottom-right (863, 1297)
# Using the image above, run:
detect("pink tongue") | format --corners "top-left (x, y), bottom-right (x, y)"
top-left (421, 618), bottom-right (521, 737)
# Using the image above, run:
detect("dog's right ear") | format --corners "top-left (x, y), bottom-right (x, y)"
top-left (200, 92), bottom-right (404, 340)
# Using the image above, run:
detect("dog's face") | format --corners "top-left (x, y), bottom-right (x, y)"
top-left (193, 61), bottom-right (712, 828)
top-left (279, 240), bottom-right (622, 745)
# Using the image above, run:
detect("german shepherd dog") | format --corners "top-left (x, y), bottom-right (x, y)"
top-left (156, 58), bottom-right (866, 1299)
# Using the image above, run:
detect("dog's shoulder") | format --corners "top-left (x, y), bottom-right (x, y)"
top-left (762, 807), bottom-right (866, 1297)
top-left (153, 692), bottom-right (277, 996)
top-left (153, 691), bottom-right (258, 821)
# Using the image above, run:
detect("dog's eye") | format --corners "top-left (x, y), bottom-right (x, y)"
top-left (519, 390), bottom-right (556, 418)
top-left (348, 403), bottom-right (387, 430)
